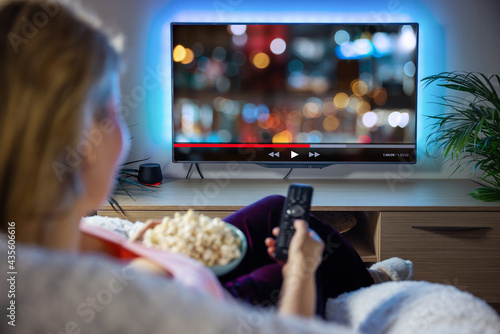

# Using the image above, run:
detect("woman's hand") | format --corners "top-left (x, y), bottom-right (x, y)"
top-left (129, 219), bottom-right (162, 242)
top-left (265, 220), bottom-right (324, 275)
top-left (272, 220), bottom-right (324, 318)
top-left (283, 220), bottom-right (324, 277)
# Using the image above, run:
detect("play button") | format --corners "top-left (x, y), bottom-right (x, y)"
top-left (291, 151), bottom-right (299, 159)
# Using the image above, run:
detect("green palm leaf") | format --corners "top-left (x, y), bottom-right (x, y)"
top-left (107, 158), bottom-right (159, 213)
top-left (423, 71), bottom-right (500, 201)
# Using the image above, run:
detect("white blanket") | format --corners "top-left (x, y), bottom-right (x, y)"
top-left (326, 281), bottom-right (500, 333)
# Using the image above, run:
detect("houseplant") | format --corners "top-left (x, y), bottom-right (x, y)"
top-left (109, 158), bottom-right (157, 213)
top-left (422, 72), bottom-right (500, 201)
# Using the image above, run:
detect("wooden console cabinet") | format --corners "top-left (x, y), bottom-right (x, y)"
top-left (98, 178), bottom-right (500, 305)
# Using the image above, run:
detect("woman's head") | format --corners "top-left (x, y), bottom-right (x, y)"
top-left (0, 0), bottom-right (128, 245)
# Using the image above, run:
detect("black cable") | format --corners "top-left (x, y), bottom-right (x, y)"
top-left (195, 163), bottom-right (204, 179)
top-left (283, 168), bottom-right (293, 180)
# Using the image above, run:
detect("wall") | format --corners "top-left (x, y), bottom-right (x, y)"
top-left (81, 0), bottom-right (500, 180)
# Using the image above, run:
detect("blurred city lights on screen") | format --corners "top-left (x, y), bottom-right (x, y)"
top-left (222, 99), bottom-right (239, 114)
top-left (232, 51), bottom-right (246, 66)
top-left (252, 52), bottom-right (270, 69)
top-left (388, 111), bottom-right (410, 128)
top-left (323, 116), bottom-right (340, 132)
top-left (293, 38), bottom-right (325, 61)
top-left (373, 87), bottom-right (388, 106)
top-left (272, 130), bottom-right (293, 143)
top-left (213, 96), bottom-right (226, 111)
top-left (348, 95), bottom-right (361, 113)
top-left (191, 42), bottom-right (204, 57)
top-left (399, 25), bottom-right (417, 52)
top-left (351, 79), bottom-right (368, 96)
top-left (404, 61), bottom-right (416, 77)
top-left (216, 76), bottom-right (230, 92)
top-left (372, 32), bottom-right (391, 54)
top-left (242, 103), bottom-right (258, 123)
top-left (356, 101), bottom-right (371, 115)
top-left (193, 73), bottom-right (207, 89)
top-left (334, 30), bottom-right (350, 45)
top-left (181, 102), bottom-right (198, 132)
top-left (333, 92), bottom-right (349, 109)
top-left (170, 24), bottom-right (418, 146)
top-left (357, 135), bottom-right (372, 144)
top-left (388, 111), bottom-right (401, 127)
top-left (232, 34), bottom-right (248, 46)
top-left (303, 97), bottom-right (323, 118)
top-left (242, 103), bottom-right (271, 124)
top-left (197, 56), bottom-right (210, 72)
top-left (217, 129), bottom-right (232, 142)
top-left (307, 130), bottom-right (323, 143)
top-left (257, 104), bottom-right (270, 121)
top-left (354, 39), bottom-right (373, 55)
top-left (322, 99), bottom-right (337, 116)
top-left (362, 111), bottom-right (378, 128)
top-left (399, 112), bottom-right (410, 128)
top-left (403, 77), bottom-right (415, 96)
top-left (288, 73), bottom-right (307, 89)
top-left (229, 25), bottom-right (247, 36)
top-left (200, 104), bottom-right (213, 128)
top-left (181, 48), bottom-right (195, 64)
top-left (265, 113), bottom-right (282, 129)
top-left (225, 62), bottom-right (239, 77)
top-left (173, 45), bottom-right (187, 62)
top-left (287, 111), bottom-right (302, 126)
top-left (270, 38), bottom-right (287, 55)
top-left (336, 39), bottom-right (374, 59)
top-left (310, 76), bottom-right (329, 94)
top-left (288, 59), bottom-right (304, 73)
top-left (360, 73), bottom-right (374, 91)
top-left (303, 102), bottom-right (320, 118)
top-left (212, 46), bottom-right (227, 62)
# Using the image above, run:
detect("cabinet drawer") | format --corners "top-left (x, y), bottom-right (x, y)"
top-left (380, 212), bottom-right (500, 302)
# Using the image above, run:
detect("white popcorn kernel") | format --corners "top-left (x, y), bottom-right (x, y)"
top-left (141, 211), bottom-right (242, 266)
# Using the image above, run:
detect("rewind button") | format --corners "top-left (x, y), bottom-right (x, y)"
top-left (269, 152), bottom-right (280, 158)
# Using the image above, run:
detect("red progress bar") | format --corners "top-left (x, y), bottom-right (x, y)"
top-left (174, 143), bottom-right (311, 148)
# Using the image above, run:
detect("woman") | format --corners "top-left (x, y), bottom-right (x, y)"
top-left (2, 1), bottom-right (498, 333)
top-left (0, 1), bottom-right (382, 330)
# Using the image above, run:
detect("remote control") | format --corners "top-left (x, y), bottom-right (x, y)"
top-left (274, 184), bottom-right (314, 261)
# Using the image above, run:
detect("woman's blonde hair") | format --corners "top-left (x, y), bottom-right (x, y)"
top-left (0, 0), bottom-right (121, 243)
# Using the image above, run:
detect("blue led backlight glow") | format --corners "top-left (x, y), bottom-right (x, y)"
top-left (146, 0), bottom-right (445, 167)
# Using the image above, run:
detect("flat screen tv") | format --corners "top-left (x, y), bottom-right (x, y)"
top-left (171, 23), bottom-right (418, 168)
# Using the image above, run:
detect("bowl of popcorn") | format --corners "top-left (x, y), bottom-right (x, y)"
top-left (139, 210), bottom-right (247, 276)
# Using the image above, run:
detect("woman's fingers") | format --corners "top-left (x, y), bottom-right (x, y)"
top-left (267, 246), bottom-right (275, 258)
top-left (272, 227), bottom-right (280, 237)
top-left (130, 219), bottom-right (161, 242)
top-left (265, 237), bottom-right (276, 247)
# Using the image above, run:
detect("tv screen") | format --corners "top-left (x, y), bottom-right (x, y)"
top-left (171, 23), bottom-right (418, 167)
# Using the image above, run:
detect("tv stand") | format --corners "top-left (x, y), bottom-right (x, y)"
top-left (98, 178), bottom-right (500, 309)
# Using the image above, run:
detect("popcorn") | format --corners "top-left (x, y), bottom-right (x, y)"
top-left (142, 210), bottom-right (242, 266)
